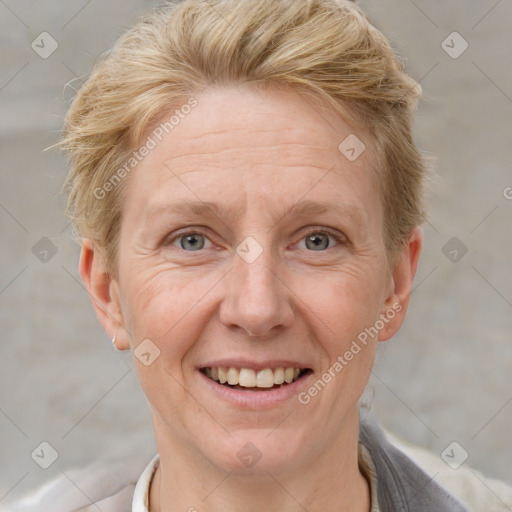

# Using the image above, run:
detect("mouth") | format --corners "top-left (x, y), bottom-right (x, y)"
top-left (200, 366), bottom-right (313, 392)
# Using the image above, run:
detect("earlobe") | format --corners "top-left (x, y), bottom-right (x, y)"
top-left (79, 238), bottom-right (130, 350)
top-left (378, 228), bottom-right (423, 342)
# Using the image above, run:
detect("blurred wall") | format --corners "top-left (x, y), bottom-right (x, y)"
top-left (1, 0), bottom-right (511, 504)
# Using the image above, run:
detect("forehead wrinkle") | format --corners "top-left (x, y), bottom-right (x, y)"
top-left (165, 141), bottom-right (334, 162)
top-left (164, 119), bottom-right (336, 153)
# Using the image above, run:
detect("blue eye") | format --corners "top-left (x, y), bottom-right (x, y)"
top-left (173, 232), bottom-right (212, 251)
top-left (300, 230), bottom-right (343, 251)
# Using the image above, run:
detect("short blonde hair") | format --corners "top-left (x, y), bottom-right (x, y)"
top-left (61, 0), bottom-right (429, 277)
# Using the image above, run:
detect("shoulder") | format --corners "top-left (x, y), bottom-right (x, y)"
top-left (383, 429), bottom-right (512, 512)
top-left (1, 456), bottom-right (152, 512)
top-left (360, 416), bottom-right (512, 511)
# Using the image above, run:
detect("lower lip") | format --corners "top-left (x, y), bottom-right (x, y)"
top-left (198, 370), bottom-right (312, 410)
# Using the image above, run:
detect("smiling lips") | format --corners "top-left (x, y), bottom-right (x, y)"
top-left (201, 366), bottom-right (309, 389)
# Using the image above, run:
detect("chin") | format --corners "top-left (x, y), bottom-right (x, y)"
top-left (198, 428), bottom-right (309, 477)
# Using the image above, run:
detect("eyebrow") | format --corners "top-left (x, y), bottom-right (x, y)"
top-left (145, 199), bottom-right (365, 230)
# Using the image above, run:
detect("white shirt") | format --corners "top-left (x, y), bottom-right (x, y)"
top-left (132, 454), bottom-right (159, 512)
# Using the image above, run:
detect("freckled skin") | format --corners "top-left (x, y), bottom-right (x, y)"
top-left (80, 85), bottom-right (422, 512)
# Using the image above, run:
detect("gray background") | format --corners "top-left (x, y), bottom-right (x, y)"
top-left (1, 0), bottom-right (511, 505)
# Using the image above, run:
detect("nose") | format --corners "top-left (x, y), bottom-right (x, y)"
top-left (218, 244), bottom-right (295, 338)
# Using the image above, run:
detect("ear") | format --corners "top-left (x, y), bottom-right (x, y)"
top-left (79, 238), bottom-right (130, 350)
top-left (378, 228), bottom-right (423, 342)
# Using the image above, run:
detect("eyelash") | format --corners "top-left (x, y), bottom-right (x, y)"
top-left (165, 228), bottom-right (347, 252)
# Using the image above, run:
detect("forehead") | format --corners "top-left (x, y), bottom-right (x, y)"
top-left (124, 85), bottom-right (381, 228)
top-left (154, 86), bottom-right (368, 166)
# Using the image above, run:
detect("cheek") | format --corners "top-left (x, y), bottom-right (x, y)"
top-left (298, 264), bottom-right (387, 347)
top-left (302, 272), bottom-right (383, 408)
top-left (121, 265), bottom-right (219, 356)
top-left (120, 268), bottom-right (215, 411)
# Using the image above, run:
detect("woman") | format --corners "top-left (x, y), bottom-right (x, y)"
top-left (7, 0), bottom-right (512, 510)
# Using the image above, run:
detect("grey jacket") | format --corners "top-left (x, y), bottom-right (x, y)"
top-left (359, 418), bottom-right (469, 511)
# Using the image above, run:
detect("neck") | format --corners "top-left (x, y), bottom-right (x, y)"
top-left (149, 410), bottom-right (370, 512)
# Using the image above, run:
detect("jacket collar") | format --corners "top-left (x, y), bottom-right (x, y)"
top-left (359, 416), bottom-right (469, 512)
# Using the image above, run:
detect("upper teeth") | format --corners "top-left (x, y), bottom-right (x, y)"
top-left (204, 367), bottom-right (301, 388)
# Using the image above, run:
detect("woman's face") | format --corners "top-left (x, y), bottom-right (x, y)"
top-left (87, 85), bottom-right (420, 475)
